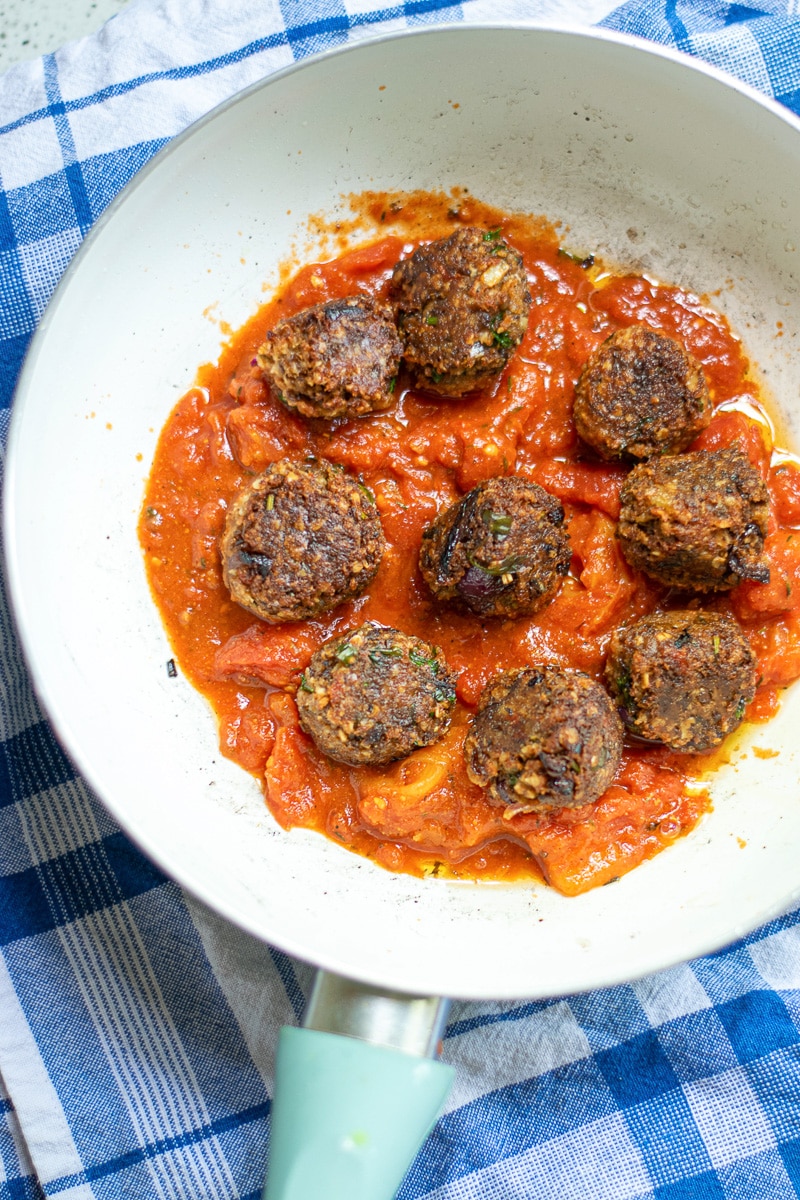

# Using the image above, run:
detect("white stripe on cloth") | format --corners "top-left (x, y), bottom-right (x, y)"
top-left (183, 892), bottom-right (312, 1090)
top-left (442, 1000), bottom-right (593, 1115)
top-left (684, 1068), bottom-right (777, 1168)
top-left (688, 24), bottom-right (775, 94)
top-left (16, 782), bottom-right (118, 868)
top-left (0, 952), bottom-right (96, 1196)
top-left (631, 963), bottom-right (713, 1026)
top-left (18, 230), bottom-right (85, 322)
top-left (0, 410), bottom-right (52, 750)
top-left (450, 0), bottom-right (619, 21)
top-left (425, 1111), bottom-right (652, 1200)
top-left (0, 105), bottom-right (65, 190)
top-left (0, 1081), bottom-right (38, 1190)
top-left (53, 906), bottom-right (237, 1198)
top-left (0, 564), bottom-right (45, 747)
top-left (17, 782), bottom-right (238, 1197)
top-left (0, 783), bottom-right (118, 878)
top-left (749, 925), bottom-right (800, 989)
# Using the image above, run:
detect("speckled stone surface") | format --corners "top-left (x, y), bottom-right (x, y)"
top-left (0, 0), bottom-right (133, 71)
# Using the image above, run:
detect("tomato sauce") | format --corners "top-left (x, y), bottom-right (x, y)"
top-left (139, 190), bottom-right (800, 896)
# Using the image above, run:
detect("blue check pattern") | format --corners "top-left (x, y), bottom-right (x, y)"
top-left (3, 1), bottom-right (800, 1197)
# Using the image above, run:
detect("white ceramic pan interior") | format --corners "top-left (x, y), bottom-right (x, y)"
top-left (6, 25), bottom-right (800, 1000)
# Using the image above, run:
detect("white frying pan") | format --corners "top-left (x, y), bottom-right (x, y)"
top-left (6, 25), bottom-right (800, 1197)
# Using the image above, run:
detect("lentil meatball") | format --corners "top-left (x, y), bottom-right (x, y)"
top-left (220, 458), bottom-right (384, 623)
top-left (605, 609), bottom-right (756, 752)
top-left (297, 622), bottom-right (457, 766)
top-left (574, 325), bottom-right (711, 461)
top-left (419, 476), bottom-right (571, 618)
top-left (389, 226), bottom-right (531, 396)
top-left (256, 295), bottom-right (402, 420)
top-left (465, 666), bottom-right (623, 813)
top-left (617, 443), bottom-right (770, 592)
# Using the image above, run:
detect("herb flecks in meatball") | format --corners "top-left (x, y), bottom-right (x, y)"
top-left (297, 622), bottom-right (457, 766)
top-left (617, 443), bottom-right (770, 592)
top-left (465, 666), bottom-right (623, 813)
top-left (221, 458), bottom-right (384, 623)
top-left (574, 325), bottom-right (711, 461)
top-left (390, 226), bottom-right (531, 396)
top-left (256, 295), bottom-right (402, 420)
top-left (419, 476), bottom-right (571, 618)
top-left (605, 610), bottom-right (756, 752)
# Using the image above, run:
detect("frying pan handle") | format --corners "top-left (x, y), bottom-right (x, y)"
top-left (262, 971), bottom-right (453, 1200)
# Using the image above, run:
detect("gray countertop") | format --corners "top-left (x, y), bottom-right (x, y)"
top-left (0, 0), bottom-right (133, 72)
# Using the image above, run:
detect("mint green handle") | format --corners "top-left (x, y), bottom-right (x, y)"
top-left (263, 1026), bottom-right (454, 1200)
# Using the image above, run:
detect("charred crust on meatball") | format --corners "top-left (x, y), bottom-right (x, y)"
top-left (220, 458), bottom-right (384, 623)
top-left (465, 665), bottom-right (623, 813)
top-left (616, 443), bottom-right (770, 592)
top-left (574, 325), bottom-right (712, 461)
top-left (419, 476), bottom-right (571, 618)
top-left (296, 621), bottom-right (457, 766)
top-left (256, 295), bottom-right (402, 420)
top-left (605, 609), bottom-right (756, 752)
top-left (389, 226), bottom-right (531, 396)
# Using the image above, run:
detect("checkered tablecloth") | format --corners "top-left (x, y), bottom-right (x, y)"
top-left (3, 1), bottom-right (800, 1197)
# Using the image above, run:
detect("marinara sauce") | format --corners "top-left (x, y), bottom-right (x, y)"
top-left (139, 191), bottom-right (800, 896)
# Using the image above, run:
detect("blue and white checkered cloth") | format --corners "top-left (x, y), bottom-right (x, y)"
top-left (3, 1), bottom-right (800, 1196)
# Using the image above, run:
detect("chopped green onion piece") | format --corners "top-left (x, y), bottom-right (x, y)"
top-left (409, 647), bottom-right (437, 667)
top-left (615, 668), bottom-right (633, 707)
top-left (558, 248), bottom-right (595, 269)
top-left (481, 507), bottom-right (512, 538)
top-left (368, 647), bottom-right (402, 663)
top-left (470, 553), bottom-right (525, 577)
top-left (425, 314), bottom-right (439, 326)
top-left (266, 493), bottom-right (275, 511)
top-left (299, 673), bottom-right (313, 693)
top-left (335, 643), bottom-right (357, 665)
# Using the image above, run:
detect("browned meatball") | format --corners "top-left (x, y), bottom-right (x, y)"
top-left (465, 666), bottom-right (623, 812)
top-left (419, 476), bottom-right (571, 618)
top-left (617, 444), bottom-right (770, 592)
top-left (389, 226), bottom-right (531, 396)
top-left (605, 609), bottom-right (756, 751)
top-left (574, 325), bottom-right (711, 461)
top-left (296, 622), bottom-right (457, 766)
top-left (256, 295), bottom-right (402, 420)
top-left (220, 458), bottom-right (384, 623)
